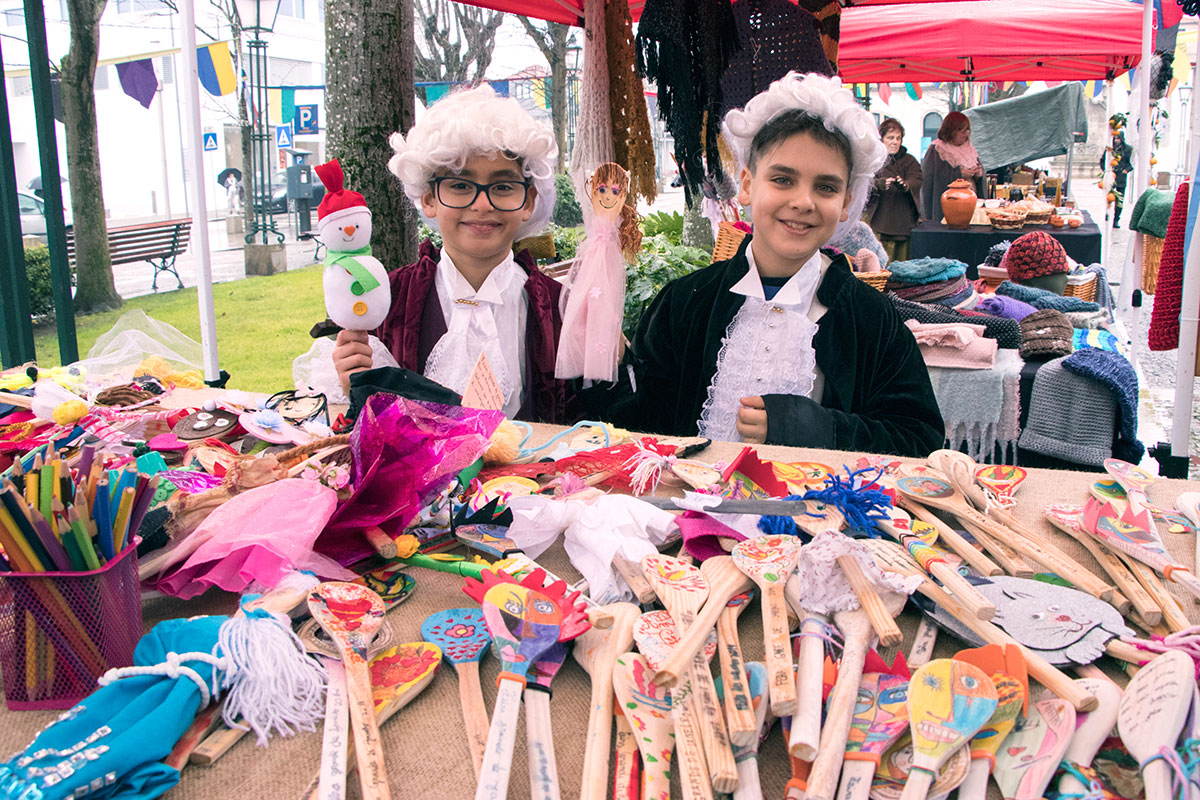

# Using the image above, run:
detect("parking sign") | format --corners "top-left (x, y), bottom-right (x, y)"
top-left (295, 105), bottom-right (319, 135)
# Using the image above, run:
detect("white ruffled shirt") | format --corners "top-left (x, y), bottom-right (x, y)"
top-left (423, 250), bottom-right (528, 419)
top-left (697, 245), bottom-right (829, 442)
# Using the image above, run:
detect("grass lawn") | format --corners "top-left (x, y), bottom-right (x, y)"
top-left (33, 265), bottom-right (326, 393)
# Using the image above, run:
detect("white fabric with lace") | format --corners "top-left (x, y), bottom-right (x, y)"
top-left (791, 531), bottom-right (924, 614)
top-left (698, 247), bottom-right (826, 442)
top-left (424, 250), bottom-right (528, 419)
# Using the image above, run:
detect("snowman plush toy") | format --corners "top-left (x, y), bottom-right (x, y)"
top-left (313, 158), bottom-right (391, 331)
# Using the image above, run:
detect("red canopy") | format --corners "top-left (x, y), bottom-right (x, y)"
top-left (838, 0), bottom-right (1149, 83)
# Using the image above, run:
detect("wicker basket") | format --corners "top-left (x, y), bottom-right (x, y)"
top-left (712, 222), bottom-right (749, 263)
top-left (978, 265), bottom-right (1009, 290)
top-left (1141, 235), bottom-right (1165, 295)
top-left (1024, 211), bottom-right (1053, 225)
top-left (854, 270), bottom-right (891, 291)
top-left (986, 209), bottom-right (1027, 230)
top-left (1064, 273), bottom-right (1098, 303)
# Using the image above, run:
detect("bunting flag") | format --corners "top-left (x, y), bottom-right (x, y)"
top-left (197, 43), bottom-right (236, 96)
top-left (532, 77), bottom-right (550, 109)
top-left (905, 83), bottom-right (922, 100)
top-left (424, 83), bottom-right (451, 104)
top-left (115, 58), bottom-right (157, 109)
top-left (266, 88), bottom-right (296, 126)
top-left (1118, 69), bottom-right (1133, 91)
top-left (877, 82), bottom-right (892, 105)
top-left (487, 80), bottom-right (509, 97)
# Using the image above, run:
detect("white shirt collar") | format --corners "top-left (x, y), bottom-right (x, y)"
top-left (731, 244), bottom-right (823, 315)
top-left (437, 250), bottom-right (522, 306)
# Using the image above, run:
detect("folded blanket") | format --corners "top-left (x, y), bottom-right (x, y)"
top-left (1062, 348), bottom-right (1144, 463)
top-left (905, 321), bottom-right (998, 369)
top-left (997, 280), bottom-right (1102, 313)
top-left (977, 294), bottom-right (1038, 321)
top-left (887, 257), bottom-right (968, 285)
top-left (1018, 356), bottom-right (1117, 467)
top-left (1128, 187), bottom-right (1173, 238)
top-left (890, 274), bottom-right (969, 304)
top-left (928, 349), bottom-right (1022, 463)
top-left (888, 294), bottom-right (1022, 349)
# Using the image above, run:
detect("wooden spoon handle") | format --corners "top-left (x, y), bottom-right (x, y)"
top-left (457, 661), bottom-right (490, 779)
top-left (898, 765), bottom-right (936, 800)
top-left (318, 659), bottom-right (350, 800)
top-left (580, 668), bottom-right (616, 800)
top-left (613, 554), bottom-right (658, 604)
top-left (789, 614), bottom-right (828, 760)
top-left (804, 636), bottom-right (870, 800)
top-left (475, 678), bottom-right (524, 800)
top-left (837, 556), bottom-right (903, 647)
top-left (655, 604), bottom-right (725, 689)
top-left (191, 721), bottom-right (248, 766)
top-left (612, 697), bottom-right (642, 800)
top-left (1124, 556), bottom-right (1192, 633)
top-left (762, 582), bottom-right (797, 716)
top-left (908, 615), bottom-right (939, 667)
top-left (1059, 520), bottom-right (1159, 623)
top-left (674, 702), bottom-right (715, 800)
top-left (1143, 759), bottom-right (1176, 800)
top-left (835, 758), bottom-right (878, 800)
top-left (732, 754), bottom-right (764, 800)
top-left (687, 655), bottom-right (737, 793)
top-left (928, 561), bottom-right (996, 620)
top-left (524, 689), bottom-right (561, 800)
top-left (960, 518), bottom-right (1035, 577)
top-left (343, 659), bottom-right (392, 800)
top-left (897, 497), bottom-right (1003, 576)
top-left (956, 757), bottom-right (992, 800)
top-left (165, 700), bottom-right (224, 770)
top-left (715, 607), bottom-right (757, 747)
top-left (1169, 568), bottom-right (1200, 601)
top-left (641, 760), bottom-right (673, 800)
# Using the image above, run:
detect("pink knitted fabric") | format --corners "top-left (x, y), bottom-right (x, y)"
top-left (1148, 181), bottom-right (1189, 351)
top-left (904, 320), bottom-right (998, 369)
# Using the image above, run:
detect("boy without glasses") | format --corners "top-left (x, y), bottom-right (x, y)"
top-left (331, 85), bottom-right (570, 422)
top-left (605, 72), bottom-right (943, 456)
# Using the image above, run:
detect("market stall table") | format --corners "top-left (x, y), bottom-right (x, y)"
top-left (909, 210), bottom-right (1102, 276)
top-left (0, 421), bottom-right (1196, 799)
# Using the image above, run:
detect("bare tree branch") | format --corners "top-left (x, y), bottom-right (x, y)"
top-left (413, 0), bottom-right (499, 87)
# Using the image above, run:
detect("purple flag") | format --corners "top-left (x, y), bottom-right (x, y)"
top-left (116, 59), bottom-right (158, 109)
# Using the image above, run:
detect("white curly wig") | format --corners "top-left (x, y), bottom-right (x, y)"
top-left (722, 72), bottom-right (886, 237)
top-left (388, 84), bottom-right (558, 240)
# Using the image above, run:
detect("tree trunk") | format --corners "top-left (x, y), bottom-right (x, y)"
top-left (550, 52), bottom-right (567, 172)
top-left (326, 0), bottom-right (416, 268)
top-left (61, 0), bottom-right (120, 312)
top-left (234, 30), bottom-right (255, 233)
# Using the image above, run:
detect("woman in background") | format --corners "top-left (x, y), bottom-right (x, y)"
top-left (920, 111), bottom-right (985, 222)
top-left (866, 118), bottom-right (923, 262)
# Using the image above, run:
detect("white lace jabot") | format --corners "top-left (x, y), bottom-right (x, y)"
top-left (698, 246), bottom-right (825, 442)
top-left (424, 251), bottom-right (528, 419)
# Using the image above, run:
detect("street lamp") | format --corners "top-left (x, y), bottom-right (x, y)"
top-left (235, 0), bottom-right (283, 252)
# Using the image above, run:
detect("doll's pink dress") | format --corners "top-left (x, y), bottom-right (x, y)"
top-left (555, 216), bottom-right (625, 383)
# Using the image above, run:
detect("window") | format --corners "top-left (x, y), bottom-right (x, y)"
top-left (94, 64), bottom-right (108, 90)
top-left (267, 56), bottom-right (310, 85)
top-left (278, 0), bottom-right (304, 18)
top-left (161, 54), bottom-right (173, 84)
top-left (114, 0), bottom-right (165, 13)
top-left (3, 8), bottom-right (23, 26)
top-left (10, 76), bottom-right (31, 96)
top-left (922, 112), bottom-right (942, 140)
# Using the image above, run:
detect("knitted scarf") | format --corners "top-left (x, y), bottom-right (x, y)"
top-left (795, 0), bottom-right (842, 71)
top-left (1148, 181), bottom-right (1189, 351)
top-left (932, 138), bottom-right (981, 170)
top-left (927, 349), bottom-right (1022, 464)
top-left (324, 246), bottom-right (379, 295)
top-left (606, 0), bottom-right (657, 206)
top-left (636, 0), bottom-right (739, 202)
top-left (886, 257), bottom-right (967, 286)
top-left (1062, 348), bottom-right (1144, 463)
top-left (996, 281), bottom-right (1101, 313)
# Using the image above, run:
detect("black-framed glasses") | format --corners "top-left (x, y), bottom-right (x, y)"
top-left (430, 176), bottom-right (532, 211)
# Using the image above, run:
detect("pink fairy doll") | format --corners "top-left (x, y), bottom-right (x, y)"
top-left (555, 162), bottom-right (643, 383)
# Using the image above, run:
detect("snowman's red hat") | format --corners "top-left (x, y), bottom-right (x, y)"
top-left (315, 159), bottom-right (368, 222)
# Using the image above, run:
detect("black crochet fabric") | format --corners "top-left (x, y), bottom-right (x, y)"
top-left (983, 240), bottom-right (1012, 268)
top-left (636, 0), bottom-right (740, 202)
top-left (888, 294), bottom-right (1022, 350)
top-left (720, 0), bottom-right (832, 115)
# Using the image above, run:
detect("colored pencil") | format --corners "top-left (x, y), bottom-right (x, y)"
top-left (0, 510), bottom-right (40, 573)
top-left (24, 470), bottom-right (37, 511)
top-left (26, 509), bottom-right (72, 572)
top-left (66, 508), bottom-right (100, 571)
top-left (125, 475), bottom-right (159, 545)
top-left (78, 445), bottom-right (94, 480)
top-left (111, 487), bottom-right (135, 554)
top-left (94, 478), bottom-right (113, 561)
top-left (56, 513), bottom-right (87, 571)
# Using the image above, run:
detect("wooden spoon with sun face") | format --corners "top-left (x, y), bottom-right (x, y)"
top-left (732, 534), bottom-right (801, 716)
top-left (613, 652), bottom-right (676, 800)
top-left (308, 582), bottom-right (391, 800)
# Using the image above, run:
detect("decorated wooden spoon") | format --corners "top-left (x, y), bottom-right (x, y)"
top-left (715, 589), bottom-right (757, 747)
top-left (1044, 503), bottom-right (1153, 622)
top-left (871, 731), bottom-right (972, 800)
top-left (875, 510), bottom-right (995, 620)
top-left (993, 695), bottom-right (1076, 800)
top-left (634, 609), bottom-right (719, 800)
top-left (420, 608), bottom-right (493, 778)
top-left (835, 671), bottom-right (911, 800)
top-left (714, 661), bottom-right (769, 800)
top-left (1056, 678), bottom-right (1122, 798)
top-left (899, 658), bottom-right (998, 800)
top-left (952, 644), bottom-right (1029, 800)
top-left (975, 465), bottom-right (1028, 509)
top-left (308, 582), bottom-right (391, 800)
top-left (784, 570), bottom-right (828, 760)
top-left (1104, 457), bottom-right (1156, 523)
top-left (613, 651), bottom-right (676, 800)
top-left (641, 554), bottom-right (736, 791)
top-left (1118, 649), bottom-right (1194, 800)
top-left (570, 603), bottom-right (639, 800)
top-left (732, 534), bottom-right (801, 715)
top-left (1083, 496), bottom-right (1200, 602)
top-left (526, 642), bottom-right (569, 800)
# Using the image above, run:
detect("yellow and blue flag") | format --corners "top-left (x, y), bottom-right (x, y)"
top-left (197, 43), bottom-right (236, 97)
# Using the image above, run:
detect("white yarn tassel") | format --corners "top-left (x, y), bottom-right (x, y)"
top-left (217, 603), bottom-right (327, 745)
top-left (568, 0), bottom-right (615, 220)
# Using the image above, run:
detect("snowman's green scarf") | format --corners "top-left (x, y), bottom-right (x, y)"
top-left (325, 245), bottom-right (380, 295)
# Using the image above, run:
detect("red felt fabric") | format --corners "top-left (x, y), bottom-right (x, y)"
top-left (1148, 181), bottom-right (1189, 352)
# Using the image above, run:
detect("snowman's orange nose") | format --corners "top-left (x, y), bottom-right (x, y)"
top-left (343, 225), bottom-right (356, 236)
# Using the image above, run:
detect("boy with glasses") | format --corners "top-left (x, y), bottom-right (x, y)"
top-left (332, 85), bottom-right (571, 422)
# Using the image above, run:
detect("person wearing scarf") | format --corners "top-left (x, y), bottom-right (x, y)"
top-left (919, 111), bottom-right (985, 222)
top-left (866, 118), bottom-right (923, 262)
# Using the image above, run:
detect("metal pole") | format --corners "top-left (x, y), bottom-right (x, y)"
top-left (24, 0), bottom-right (78, 365)
top-left (1117, 0), bottom-right (1154, 315)
top-left (246, 36), bottom-right (281, 244)
top-left (1170, 51), bottom-right (1200, 459)
top-left (0, 40), bottom-right (36, 367)
top-left (178, 0), bottom-right (221, 382)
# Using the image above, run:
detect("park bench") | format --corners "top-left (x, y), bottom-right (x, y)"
top-left (67, 218), bottom-right (192, 291)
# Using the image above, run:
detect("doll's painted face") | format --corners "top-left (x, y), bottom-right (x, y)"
top-left (589, 166), bottom-right (629, 221)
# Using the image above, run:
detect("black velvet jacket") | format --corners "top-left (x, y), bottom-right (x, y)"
top-left (605, 239), bottom-right (944, 457)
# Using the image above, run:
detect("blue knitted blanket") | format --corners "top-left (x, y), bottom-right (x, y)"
top-left (888, 257), bottom-right (968, 286)
top-left (996, 281), bottom-right (1101, 313)
top-left (1062, 348), bottom-right (1144, 463)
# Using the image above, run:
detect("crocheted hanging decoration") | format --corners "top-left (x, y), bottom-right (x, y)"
top-left (636, 0), bottom-right (740, 202)
top-left (719, 0), bottom-right (833, 116)
top-left (795, 0), bottom-right (842, 71)
top-left (569, 0), bottom-right (615, 212)
top-left (606, 0), bottom-right (657, 206)
top-left (1148, 181), bottom-right (1189, 351)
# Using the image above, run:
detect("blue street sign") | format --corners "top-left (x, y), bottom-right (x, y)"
top-left (295, 104), bottom-right (319, 135)
top-left (275, 124), bottom-right (293, 148)
top-left (202, 132), bottom-right (218, 151)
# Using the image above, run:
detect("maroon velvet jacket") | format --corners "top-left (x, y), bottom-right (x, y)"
top-left (372, 239), bottom-right (571, 423)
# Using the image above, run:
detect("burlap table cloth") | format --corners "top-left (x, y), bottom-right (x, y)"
top-left (2, 422), bottom-right (1198, 799)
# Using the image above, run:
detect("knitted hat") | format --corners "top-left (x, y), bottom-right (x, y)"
top-left (1000, 231), bottom-right (1069, 282)
top-left (1062, 348), bottom-right (1144, 463)
top-left (314, 159), bottom-right (368, 223)
top-left (1018, 356), bottom-right (1117, 467)
top-left (983, 240), bottom-right (1012, 268)
top-left (1019, 308), bottom-right (1074, 361)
